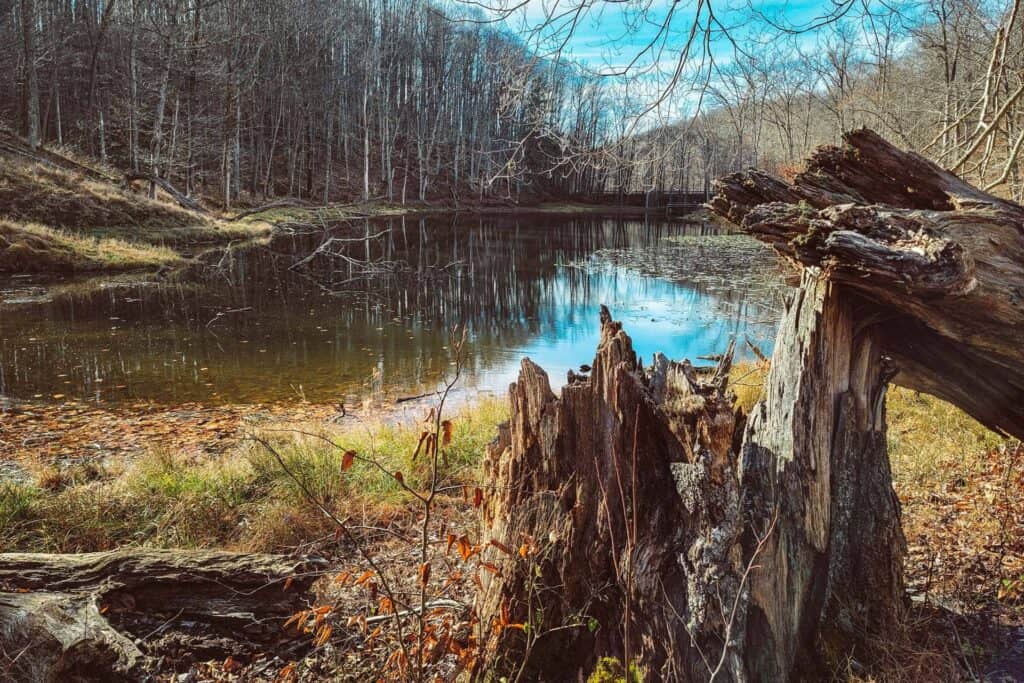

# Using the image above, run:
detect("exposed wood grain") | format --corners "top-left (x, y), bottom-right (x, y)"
top-left (712, 128), bottom-right (1024, 439)
top-left (0, 549), bottom-right (318, 682)
top-left (473, 311), bottom-right (745, 680)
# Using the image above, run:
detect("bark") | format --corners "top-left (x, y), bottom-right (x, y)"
top-left (711, 128), bottom-right (1024, 440)
top-left (21, 0), bottom-right (40, 149)
top-left (472, 129), bottom-right (1021, 681)
top-left (0, 549), bottom-right (318, 682)
top-left (474, 291), bottom-right (903, 681)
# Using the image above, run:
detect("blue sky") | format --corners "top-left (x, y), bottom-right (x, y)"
top-left (450, 0), bottom-right (865, 123)
top-left (485, 0), bottom-right (844, 68)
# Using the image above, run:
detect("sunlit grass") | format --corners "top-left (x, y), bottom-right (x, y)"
top-left (728, 361), bottom-right (1008, 488)
top-left (0, 154), bottom-right (271, 273)
top-left (887, 386), bottom-right (1007, 485)
top-left (0, 219), bottom-right (183, 272)
top-left (729, 361), bottom-right (768, 413)
top-left (0, 398), bottom-right (508, 552)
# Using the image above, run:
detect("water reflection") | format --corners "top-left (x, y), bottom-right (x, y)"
top-left (0, 214), bottom-right (783, 405)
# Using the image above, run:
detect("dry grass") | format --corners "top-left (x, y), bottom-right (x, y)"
top-left (729, 361), bottom-right (768, 413)
top-left (0, 219), bottom-right (182, 272)
top-left (0, 155), bottom-right (195, 232)
top-left (0, 152), bottom-right (271, 273)
top-left (3, 359), bottom-right (1020, 679)
top-left (0, 398), bottom-right (507, 553)
top-left (887, 386), bottom-right (1007, 485)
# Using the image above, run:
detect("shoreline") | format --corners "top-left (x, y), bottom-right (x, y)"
top-left (1, 202), bottom-right (713, 279)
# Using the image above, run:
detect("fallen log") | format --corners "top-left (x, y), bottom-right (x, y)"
top-left (472, 130), bottom-right (1014, 681)
top-left (0, 549), bottom-right (319, 681)
top-left (124, 172), bottom-right (209, 215)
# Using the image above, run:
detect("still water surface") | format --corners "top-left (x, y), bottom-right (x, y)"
top-left (0, 214), bottom-right (782, 405)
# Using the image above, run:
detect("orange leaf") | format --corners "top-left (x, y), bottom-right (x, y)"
top-left (442, 420), bottom-right (453, 446)
top-left (283, 610), bottom-right (308, 630)
top-left (473, 487), bottom-right (483, 508)
top-left (457, 535), bottom-right (473, 561)
top-left (379, 596), bottom-right (394, 614)
top-left (355, 570), bottom-right (374, 586)
top-left (283, 575), bottom-right (294, 591)
top-left (223, 655), bottom-right (242, 672)
top-left (418, 563), bottom-right (431, 588)
top-left (480, 562), bottom-right (500, 576)
top-left (341, 450), bottom-right (356, 471)
top-left (313, 624), bottom-right (333, 647)
top-left (443, 570), bottom-right (463, 590)
top-left (518, 543), bottom-right (530, 558)
top-left (446, 533), bottom-right (457, 555)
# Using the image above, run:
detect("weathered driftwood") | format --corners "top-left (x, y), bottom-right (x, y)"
top-left (711, 128), bottom-right (1024, 440)
top-left (0, 549), bottom-right (318, 681)
top-left (472, 130), bottom-right (1018, 680)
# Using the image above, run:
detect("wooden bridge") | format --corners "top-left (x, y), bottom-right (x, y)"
top-left (570, 189), bottom-right (709, 214)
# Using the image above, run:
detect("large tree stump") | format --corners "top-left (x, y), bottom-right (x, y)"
top-left (474, 130), bottom-right (1021, 680)
top-left (0, 549), bottom-right (318, 681)
top-left (475, 311), bottom-right (746, 681)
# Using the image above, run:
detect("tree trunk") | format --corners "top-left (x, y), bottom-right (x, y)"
top-left (710, 128), bottom-right (1024, 440)
top-left (472, 129), bottom-right (1022, 680)
top-left (474, 291), bottom-right (903, 681)
top-left (21, 0), bottom-right (40, 150)
top-left (0, 549), bottom-right (319, 682)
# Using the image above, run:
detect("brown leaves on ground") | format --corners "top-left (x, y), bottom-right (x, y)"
top-left (901, 442), bottom-right (1024, 614)
top-left (0, 399), bottom-right (341, 479)
top-left (870, 441), bottom-right (1024, 681)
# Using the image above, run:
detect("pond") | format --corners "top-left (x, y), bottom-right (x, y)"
top-left (0, 213), bottom-right (784, 406)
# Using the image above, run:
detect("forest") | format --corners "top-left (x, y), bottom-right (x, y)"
top-left (2, 0), bottom-right (1023, 205)
top-left (1, 0), bottom-right (1023, 681)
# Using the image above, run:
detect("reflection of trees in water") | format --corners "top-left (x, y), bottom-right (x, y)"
top-left (0, 215), bottom-right (779, 403)
top-left (286, 214), bottom-right (745, 331)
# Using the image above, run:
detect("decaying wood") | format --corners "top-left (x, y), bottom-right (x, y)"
top-left (736, 272), bottom-right (905, 680)
top-left (474, 290), bottom-right (905, 680)
top-left (712, 128), bottom-right (1024, 440)
top-left (475, 310), bottom-right (747, 681)
top-left (472, 130), bottom-right (1016, 680)
top-left (0, 549), bottom-right (318, 681)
